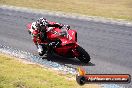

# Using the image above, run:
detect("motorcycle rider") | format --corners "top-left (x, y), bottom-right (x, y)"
top-left (28, 17), bottom-right (70, 56)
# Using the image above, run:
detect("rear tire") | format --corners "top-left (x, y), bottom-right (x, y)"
top-left (76, 46), bottom-right (91, 63)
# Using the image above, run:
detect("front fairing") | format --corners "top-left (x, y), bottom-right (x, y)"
top-left (47, 28), bottom-right (77, 45)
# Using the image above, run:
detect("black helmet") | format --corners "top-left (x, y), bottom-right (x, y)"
top-left (37, 17), bottom-right (48, 26)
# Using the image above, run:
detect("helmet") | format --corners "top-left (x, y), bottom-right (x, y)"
top-left (37, 17), bottom-right (48, 26)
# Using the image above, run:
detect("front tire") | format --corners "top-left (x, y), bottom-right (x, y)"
top-left (76, 46), bottom-right (91, 63)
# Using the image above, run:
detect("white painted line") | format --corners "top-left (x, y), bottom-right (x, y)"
top-left (0, 44), bottom-right (77, 75)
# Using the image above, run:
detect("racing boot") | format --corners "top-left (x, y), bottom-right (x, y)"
top-left (37, 44), bottom-right (47, 56)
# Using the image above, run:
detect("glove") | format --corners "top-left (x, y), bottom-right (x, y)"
top-left (63, 25), bottom-right (70, 30)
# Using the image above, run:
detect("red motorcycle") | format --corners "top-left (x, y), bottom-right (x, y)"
top-left (27, 23), bottom-right (91, 63)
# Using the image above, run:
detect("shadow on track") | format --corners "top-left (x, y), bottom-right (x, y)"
top-left (41, 53), bottom-right (95, 67)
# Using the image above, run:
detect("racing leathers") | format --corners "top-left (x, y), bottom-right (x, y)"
top-left (28, 19), bottom-right (70, 55)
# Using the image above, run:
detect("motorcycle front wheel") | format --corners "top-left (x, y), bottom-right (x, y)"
top-left (76, 46), bottom-right (91, 64)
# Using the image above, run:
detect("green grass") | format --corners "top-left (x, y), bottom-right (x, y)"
top-left (0, 54), bottom-right (100, 88)
top-left (0, 0), bottom-right (132, 20)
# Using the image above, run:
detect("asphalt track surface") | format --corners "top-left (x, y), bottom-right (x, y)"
top-left (0, 8), bottom-right (132, 87)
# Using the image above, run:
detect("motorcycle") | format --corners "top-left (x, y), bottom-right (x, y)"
top-left (27, 23), bottom-right (91, 63)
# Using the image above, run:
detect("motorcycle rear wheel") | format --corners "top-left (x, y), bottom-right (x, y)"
top-left (77, 46), bottom-right (91, 63)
